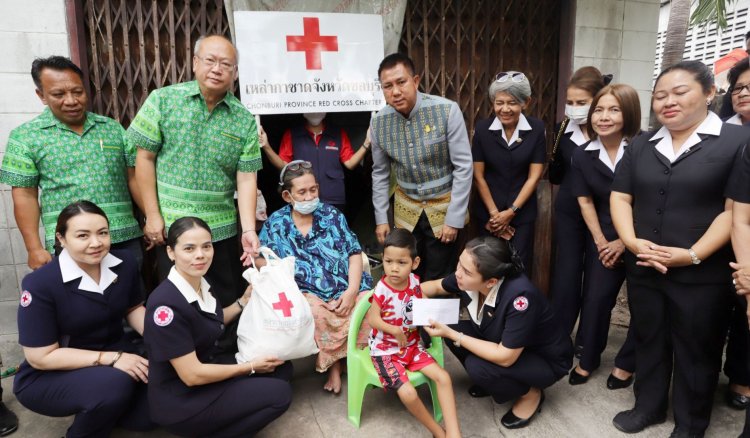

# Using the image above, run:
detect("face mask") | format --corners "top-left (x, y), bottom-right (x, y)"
top-left (290, 196), bottom-right (320, 215)
top-left (303, 112), bottom-right (326, 126)
top-left (565, 104), bottom-right (590, 125)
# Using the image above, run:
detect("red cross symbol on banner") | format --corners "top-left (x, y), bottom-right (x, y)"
top-left (286, 17), bottom-right (338, 70)
top-left (272, 292), bottom-right (295, 317)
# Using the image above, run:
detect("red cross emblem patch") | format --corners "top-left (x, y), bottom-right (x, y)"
top-left (20, 290), bottom-right (32, 307)
top-left (513, 296), bottom-right (529, 312)
top-left (154, 305), bottom-right (174, 327)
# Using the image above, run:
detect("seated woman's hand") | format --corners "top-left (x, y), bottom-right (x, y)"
top-left (331, 289), bottom-right (357, 317)
top-left (730, 262), bottom-right (750, 295)
top-left (252, 356), bottom-right (284, 374)
top-left (112, 352), bottom-right (149, 383)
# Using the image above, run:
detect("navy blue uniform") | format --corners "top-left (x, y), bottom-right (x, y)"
top-left (288, 124), bottom-right (348, 207)
top-left (13, 250), bottom-right (153, 438)
top-left (471, 115), bottom-right (546, 272)
top-left (612, 118), bottom-right (750, 435)
top-left (442, 273), bottom-right (572, 403)
top-left (144, 278), bottom-right (292, 437)
top-left (550, 123), bottom-right (589, 344)
top-left (569, 141), bottom-right (636, 373)
top-left (727, 144), bottom-right (750, 435)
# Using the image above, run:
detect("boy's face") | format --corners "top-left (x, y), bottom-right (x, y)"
top-left (382, 246), bottom-right (420, 287)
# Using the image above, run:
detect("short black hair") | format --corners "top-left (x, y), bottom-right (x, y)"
top-left (729, 57), bottom-right (750, 90)
top-left (31, 56), bottom-right (84, 90)
top-left (383, 228), bottom-right (418, 259)
top-left (464, 236), bottom-right (524, 280)
top-left (654, 60), bottom-right (714, 94)
top-left (378, 53), bottom-right (416, 78)
top-left (166, 216), bottom-right (212, 249)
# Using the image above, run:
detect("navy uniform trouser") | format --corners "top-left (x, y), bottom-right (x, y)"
top-left (447, 320), bottom-right (565, 404)
top-left (550, 210), bottom-right (587, 344)
top-left (628, 279), bottom-right (733, 435)
top-left (724, 294), bottom-right (749, 386)
top-left (14, 366), bottom-right (154, 438)
top-left (578, 238), bottom-right (636, 373)
top-left (165, 362), bottom-right (293, 438)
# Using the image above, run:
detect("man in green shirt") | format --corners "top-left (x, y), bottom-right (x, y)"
top-left (128, 35), bottom-right (261, 312)
top-left (0, 56), bottom-right (143, 269)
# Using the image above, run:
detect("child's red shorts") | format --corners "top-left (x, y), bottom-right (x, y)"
top-left (371, 344), bottom-right (436, 390)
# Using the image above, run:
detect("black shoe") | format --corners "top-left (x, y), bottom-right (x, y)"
top-left (574, 345), bottom-right (584, 359)
top-left (0, 403), bottom-right (18, 437)
top-left (501, 391), bottom-right (544, 429)
top-left (468, 384), bottom-right (490, 398)
top-left (726, 389), bottom-right (750, 410)
top-left (607, 373), bottom-right (634, 390)
top-left (612, 409), bottom-right (666, 434)
top-left (568, 368), bottom-right (589, 385)
top-left (668, 426), bottom-right (704, 438)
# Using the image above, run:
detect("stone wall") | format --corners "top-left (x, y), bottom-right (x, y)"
top-left (0, 0), bottom-right (69, 341)
top-left (573, 0), bottom-right (660, 129)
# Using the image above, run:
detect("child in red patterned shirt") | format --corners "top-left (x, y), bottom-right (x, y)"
top-left (367, 229), bottom-right (460, 438)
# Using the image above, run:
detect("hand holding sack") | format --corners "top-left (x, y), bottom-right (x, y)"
top-left (236, 247), bottom-right (318, 363)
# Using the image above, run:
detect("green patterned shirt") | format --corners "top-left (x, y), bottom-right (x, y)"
top-left (0, 108), bottom-right (141, 251)
top-left (126, 81), bottom-right (262, 241)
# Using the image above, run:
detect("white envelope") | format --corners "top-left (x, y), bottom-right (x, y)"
top-left (412, 298), bottom-right (460, 326)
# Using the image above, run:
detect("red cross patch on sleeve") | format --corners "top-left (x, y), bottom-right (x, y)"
top-left (20, 290), bottom-right (32, 307)
top-left (513, 296), bottom-right (529, 312)
top-left (153, 305), bottom-right (174, 327)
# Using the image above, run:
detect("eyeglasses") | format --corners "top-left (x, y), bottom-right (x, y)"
top-left (279, 160), bottom-right (313, 185)
top-left (732, 83), bottom-right (750, 95)
top-left (195, 55), bottom-right (236, 72)
top-left (494, 72), bottom-right (526, 83)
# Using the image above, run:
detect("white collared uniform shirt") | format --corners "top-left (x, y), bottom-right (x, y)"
top-left (490, 113), bottom-right (533, 146)
top-left (584, 137), bottom-right (629, 172)
top-left (167, 267), bottom-right (217, 314)
top-left (59, 249), bottom-right (122, 294)
top-left (651, 111), bottom-right (723, 163)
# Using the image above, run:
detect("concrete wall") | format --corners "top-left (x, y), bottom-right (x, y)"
top-left (573, 0), bottom-right (661, 129)
top-left (0, 0), bottom-right (69, 339)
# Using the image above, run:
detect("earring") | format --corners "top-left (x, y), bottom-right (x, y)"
top-left (706, 99), bottom-right (712, 105)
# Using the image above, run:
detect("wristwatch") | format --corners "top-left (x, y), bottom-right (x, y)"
top-left (510, 204), bottom-right (520, 213)
top-left (688, 248), bottom-right (702, 265)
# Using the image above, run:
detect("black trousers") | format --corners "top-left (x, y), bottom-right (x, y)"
top-left (164, 362), bottom-right (293, 438)
top-left (156, 236), bottom-right (245, 353)
top-left (724, 294), bottom-right (750, 386)
top-left (578, 238), bottom-right (635, 373)
top-left (628, 278), bottom-right (733, 434)
top-left (550, 210), bottom-right (588, 344)
top-left (411, 212), bottom-right (460, 281)
top-left (14, 366), bottom-right (155, 438)
top-left (447, 320), bottom-right (567, 404)
top-left (510, 221), bottom-right (535, 277)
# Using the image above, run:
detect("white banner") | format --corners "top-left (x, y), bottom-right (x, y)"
top-left (234, 11), bottom-right (386, 115)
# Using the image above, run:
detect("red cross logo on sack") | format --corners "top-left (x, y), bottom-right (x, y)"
top-left (513, 296), bottom-right (529, 312)
top-left (20, 290), bottom-right (32, 307)
top-left (272, 292), bottom-right (295, 317)
top-left (154, 305), bottom-right (174, 326)
top-left (286, 17), bottom-right (339, 70)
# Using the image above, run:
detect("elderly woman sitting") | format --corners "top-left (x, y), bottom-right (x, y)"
top-left (258, 160), bottom-right (372, 394)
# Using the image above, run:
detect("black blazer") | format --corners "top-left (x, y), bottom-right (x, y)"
top-left (612, 123), bottom-right (750, 284)
top-left (570, 143), bottom-right (619, 241)
top-left (471, 115), bottom-right (546, 225)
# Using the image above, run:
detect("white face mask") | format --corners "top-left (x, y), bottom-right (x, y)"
top-left (288, 192), bottom-right (320, 215)
top-left (565, 104), bottom-right (590, 125)
top-left (303, 112), bottom-right (326, 127)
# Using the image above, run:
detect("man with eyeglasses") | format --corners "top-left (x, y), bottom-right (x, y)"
top-left (128, 35), bottom-right (261, 345)
top-left (370, 53), bottom-right (473, 280)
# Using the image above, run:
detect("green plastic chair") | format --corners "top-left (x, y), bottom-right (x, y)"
top-left (346, 290), bottom-right (444, 427)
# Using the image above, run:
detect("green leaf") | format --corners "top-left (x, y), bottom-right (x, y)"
top-left (690, 0), bottom-right (738, 30)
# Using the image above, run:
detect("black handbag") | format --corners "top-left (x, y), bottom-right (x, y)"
top-left (547, 118), bottom-right (570, 185)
